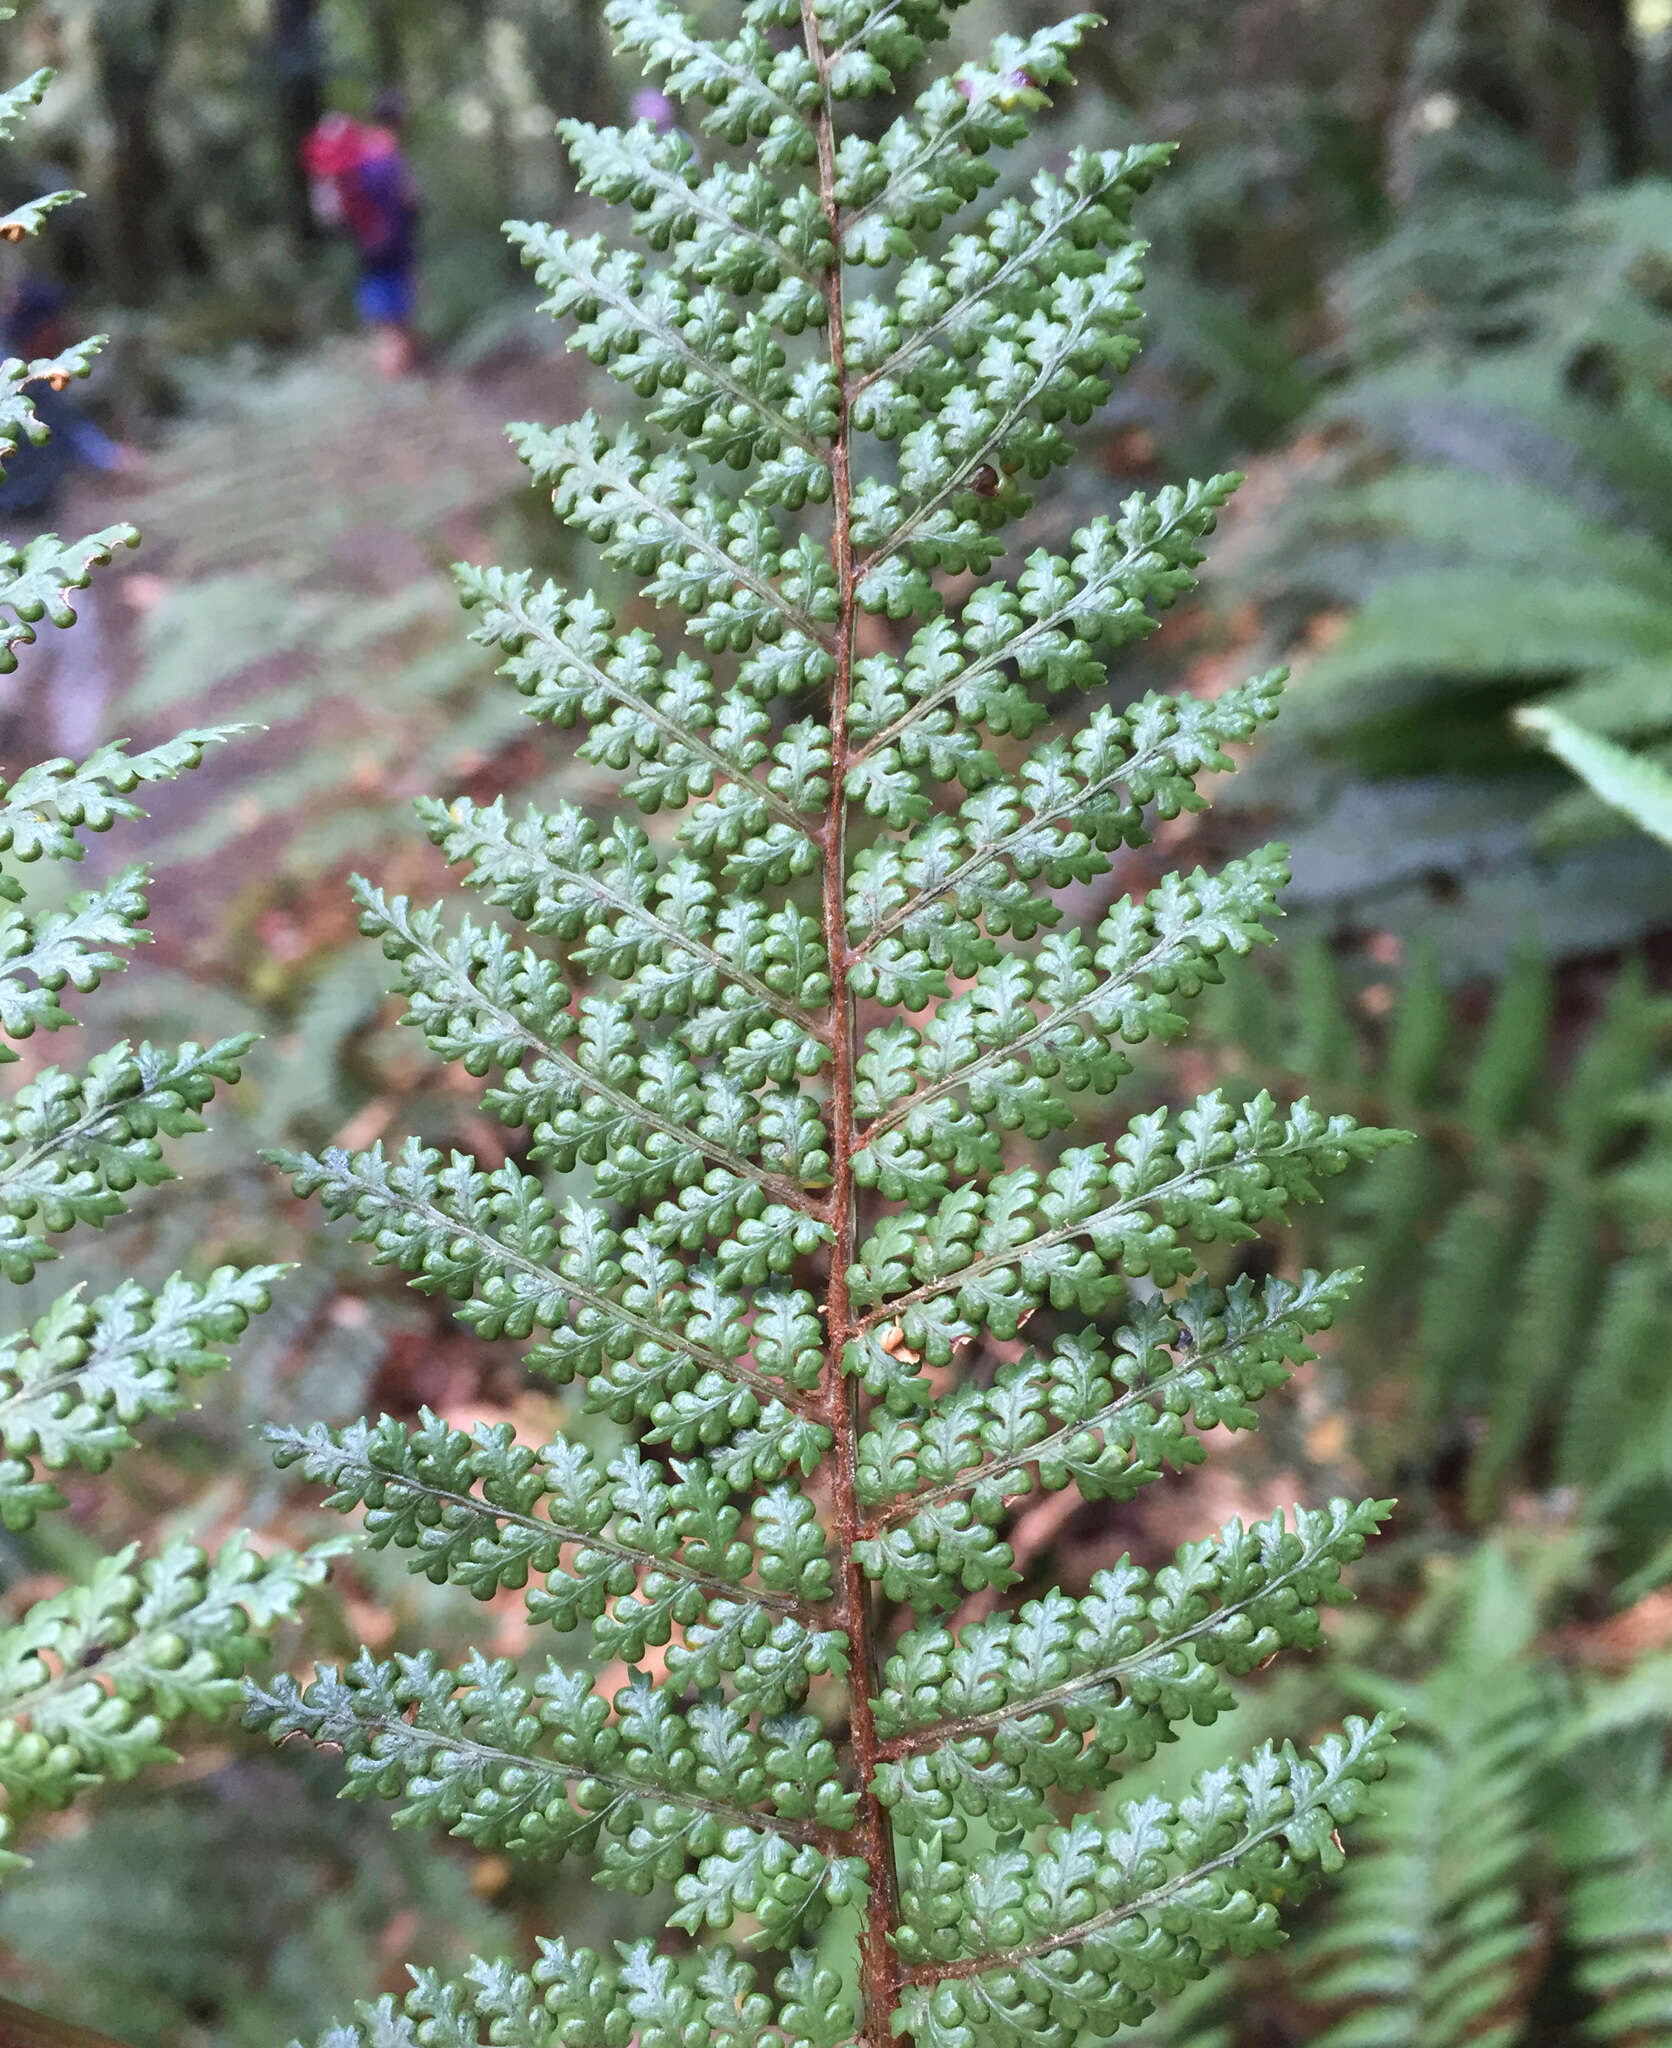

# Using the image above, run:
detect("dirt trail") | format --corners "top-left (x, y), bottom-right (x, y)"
top-left (25, 339), bottom-right (581, 928)
top-left (106, 343), bottom-right (564, 584)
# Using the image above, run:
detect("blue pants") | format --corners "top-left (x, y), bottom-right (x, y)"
top-left (357, 263), bottom-right (417, 325)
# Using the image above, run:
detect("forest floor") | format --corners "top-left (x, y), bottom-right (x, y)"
top-left (25, 334), bottom-right (583, 968)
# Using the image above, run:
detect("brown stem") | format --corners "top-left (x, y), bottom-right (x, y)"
top-left (798, 6), bottom-right (904, 2042)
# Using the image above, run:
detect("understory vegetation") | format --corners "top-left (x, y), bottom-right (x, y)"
top-left (1, 3), bottom-right (1671, 2047)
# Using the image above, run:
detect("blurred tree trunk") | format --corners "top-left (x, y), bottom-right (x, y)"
top-left (272, 0), bottom-right (323, 243)
top-left (368, 0), bottom-right (405, 92)
top-left (520, 0), bottom-right (617, 196)
top-left (91, 0), bottom-right (177, 305)
top-left (1554, 0), bottom-right (1642, 179)
top-left (456, 0), bottom-right (521, 272)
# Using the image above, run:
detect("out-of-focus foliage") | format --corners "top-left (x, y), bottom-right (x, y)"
top-left (0, 1756), bottom-right (514, 2046)
top-left (1197, 940), bottom-right (1672, 1572)
top-left (0, 48), bottom-right (327, 1887)
top-left (4, 0), bottom-right (620, 347)
top-left (101, 354), bottom-right (543, 1142)
top-left (1520, 703), bottom-right (1672, 850)
top-left (1301, 1537), bottom-right (1672, 2048)
top-left (1234, 82), bottom-right (1672, 965)
top-left (0, 732), bottom-right (325, 1875)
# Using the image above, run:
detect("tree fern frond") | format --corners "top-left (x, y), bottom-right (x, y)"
top-left (848, 676), bottom-right (1284, 945)
top-left (0, 338), bottom-right (104, 473)
top-left (0, 1036), bottom-right (255, 1277)
top-left (267, 1411), bottom-right (844, 1686)
top-left (0, 730), bottom-right (244, 866)
top-left (356, 890), bottom-right (825, 1210)
top-left (851, 847), bottom-right (1291, 1175)
top-left (406, 801), bottom-right (828, 1033)
top-left (457, 566), bottom-right (832, 820)
top-left (871, 1500), bottom-right (1391, 1785)
top-left (298, 1937), bottom-right (866, 2048)
top-left (896, 1716), bottom-right (1396, 2046)
top-left (858, 1267), bottom-right (1360, 1532)
top-left (0, 527), bottom-right (142, 672)
top-left (266, 7), bottom-right (1401, 2040)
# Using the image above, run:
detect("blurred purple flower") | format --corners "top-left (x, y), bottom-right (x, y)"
top-left (632, 87), bottom-right (677, 131)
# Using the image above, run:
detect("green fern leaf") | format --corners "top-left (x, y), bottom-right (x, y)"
top-left (262, 7), bottom-right (1404, 2040)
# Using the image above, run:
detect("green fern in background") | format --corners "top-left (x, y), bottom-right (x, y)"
top-left (0, 736), bottom-right (323, 1879)
top-left (0, 1756), bottom-right (514, 2045)
top-left (1227, 141), bottom-right (1672, 964)
top-left (1552, 1670), bottom-right (1672, 2047)
top-left (1301, 1544), bottom-right (1551, 2048)
top-left (248, 3), bottom-right (1407, 2043)
top-left (1197, 937), bottom-right (1672, 1565)
top-left (1294, 1536), bottom-right (1672, 2048)
top-left (1518, 705), bottom-right (1672, 853)
top-left (0, 46), bottom-right (326, 1881)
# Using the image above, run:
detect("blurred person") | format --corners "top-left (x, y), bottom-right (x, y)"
top-left (302, 96), bottom-right (422, 378)
top-left (0, 275), bottom-right (137, 760)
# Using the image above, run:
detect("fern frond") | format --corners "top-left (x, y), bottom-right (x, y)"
top-left (0, 526), bottom-right (142, 671)
top-left (265, 6), bottom-right (1401, 2039)
top-left (895, 1716), bottom-right (1396, 2047)
top-left (2, 1537), bottom-right (322, 1847)
top-left (857, 1268), bottom-right (1361, 1578)
top-left (1195, 929), bottom-right (1672, 1531)
top-left (1301, 1548), bottom-right (1548, 2048)
top-left (1520, 705), bottom-right (1672, 851)
top-left (871, 1501), bottom-right (1391, 1817)
top-left (0, 731), bottom-right (244, 865)
top-left (268, 1410), bottom-right (842, 1684)
top-left (1556, 1767), bottom-right (1672, 2044)
top-left (0, 1036), bottom-right (255, 1277)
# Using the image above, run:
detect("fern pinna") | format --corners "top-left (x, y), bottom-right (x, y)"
top-left (255, 5), bottom-right (1403, 2043)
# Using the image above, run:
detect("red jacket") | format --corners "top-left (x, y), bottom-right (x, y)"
top-left (302, 114), bottom-right (419, 268)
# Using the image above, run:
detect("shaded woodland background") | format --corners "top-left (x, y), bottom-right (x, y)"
top-left (5, 1), bottom-right (1672, 2043)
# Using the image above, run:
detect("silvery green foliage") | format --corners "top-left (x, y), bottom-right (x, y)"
top-left (0, 53), bottom-right (324, 1879)
top-left (0, 788), bottom-right (329, 1882)
top-left (0, 64), bottom-right (135, 680)
top-left (255, 3), bottom-right (1402, 2041)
